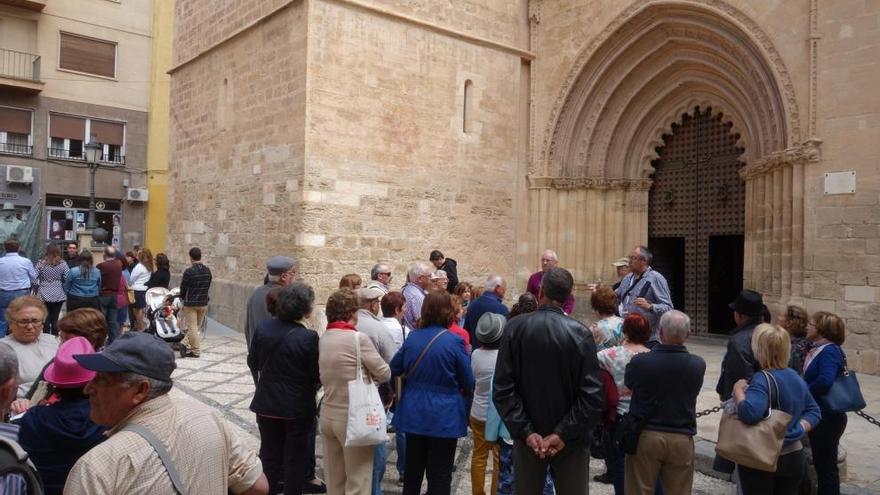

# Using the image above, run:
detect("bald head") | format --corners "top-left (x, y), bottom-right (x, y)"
top-left (541, 249), bottom-right (559, 272)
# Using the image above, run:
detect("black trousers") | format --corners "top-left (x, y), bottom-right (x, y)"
top-left (809, 411), bottom-right (847, 495)
top-left (257, 415), bottom-right (314, 495)
top-left (738, 449), bottom-right (806, 495)
top-left (306, 417), bottom-right (317, 481)
top-left (66, 294), bottom-right (100, 311)
top-left (43, 301), bottom-right (64, 335)
top-left (513, 438), bottom-right (589, 495)
top-left (403, 433), bottom-right (457, 495)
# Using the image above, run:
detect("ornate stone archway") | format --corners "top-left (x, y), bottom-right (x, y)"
top-left (528, 0), bottom-right (821, 317)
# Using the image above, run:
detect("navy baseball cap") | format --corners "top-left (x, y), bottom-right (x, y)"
top-left (74, 332), bottom-right (177, 382)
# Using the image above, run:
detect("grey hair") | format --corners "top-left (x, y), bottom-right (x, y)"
top-left (635, 245), bottom-right (653, 265)
top-left (432, 270), bottom-right (447, 279)
top-left (660, 310), bottom-right (690, 342)
top-left (484, 275), bottom-right (505, 292)
top-left (0, 342), bottom-right (18, 385)
top-left (276, 283), bottom-right (315, 323)
top-left (120, 372), bottom-right (173, 400)
top-left (408, 262), bottom-right (432, 282)
top-left (371, 263), bottom-right (390, 281)
top-left (543, 249), bottom-right (558, 261)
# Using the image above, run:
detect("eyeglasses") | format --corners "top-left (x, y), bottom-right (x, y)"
top-left (12, 319), bottom-right (43, 328)
top-left (379, 272), bottom-right (392, 277)
top-left (628, 256), bottom-right (644, 261)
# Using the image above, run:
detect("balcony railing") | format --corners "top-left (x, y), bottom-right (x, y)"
top-left (0, 48), bottom-right (40, 82)
top-left (48, 147), bottom-right (125, 165)
top-left (0, 141), bottom-right (32, 155)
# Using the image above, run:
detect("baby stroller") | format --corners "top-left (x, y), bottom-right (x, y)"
top-left (145, 287), bottom-right (185, 343)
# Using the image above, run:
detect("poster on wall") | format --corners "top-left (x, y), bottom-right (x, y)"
top-left (76, 223), bottom-right (85, 233)
top-left (64, 230), bottom-right (74, 241)
top-left (76, 212), bottom-right (85, 223)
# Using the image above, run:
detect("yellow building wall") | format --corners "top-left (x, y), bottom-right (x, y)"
top-left (145, 0), bottom-right (173, 252)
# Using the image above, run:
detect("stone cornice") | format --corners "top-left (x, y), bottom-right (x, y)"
top-left (528, 176), bottom-right (652, 191)
top-left (739, 139), bottom-right (822, 180)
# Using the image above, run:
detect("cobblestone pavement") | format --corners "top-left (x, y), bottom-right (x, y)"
top-left (173, 325), bottom-right (733, 494)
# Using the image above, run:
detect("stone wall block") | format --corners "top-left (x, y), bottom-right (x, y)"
top-left (845, 285), bottom-right (879, 302)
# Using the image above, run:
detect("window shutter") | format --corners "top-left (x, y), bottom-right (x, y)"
top-left (49, 114), bottom-right (86, 140)
top-left (90, 120), bottom-right (124, 146)
top-left (0, 107), bottom-right (32, 135)
top-left (59, 33), bottom-right (116, 78)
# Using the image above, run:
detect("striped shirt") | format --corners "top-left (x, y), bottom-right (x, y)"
top-left (64, 394), bottom-right (263, 494)
top-left (35, 259), bottom-right (69, 302)
top-left (0, 423), bottom-right (28, 495)
top-left (180, 263), bottom-right (212, 307)
top-left (401, 282), bottom-right (426, 332)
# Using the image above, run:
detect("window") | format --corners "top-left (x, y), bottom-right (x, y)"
top-left (49, 114), bottom-right (125, 164)
top-left (49, 114), bottom-right (85, 159)
top-left (0, 107), bottom-right (33, 155)
top-left (59, 32), bottom-right (117, 78)
top-left (463, 80), bottom-right (473, 134)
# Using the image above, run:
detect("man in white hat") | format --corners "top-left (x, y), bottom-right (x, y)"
top-left (355, 286), bottom-right (396, 495)
top-left (0, 203), bottom-right (23, 243)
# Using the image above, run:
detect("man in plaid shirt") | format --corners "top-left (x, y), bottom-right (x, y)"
top-left (179, 247), bottom-right (212, 358)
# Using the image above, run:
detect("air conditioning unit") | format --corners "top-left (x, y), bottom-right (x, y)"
top-left (6, 165), bottom-right (33, 184)
top-left (126, 188), bottom-right (149, 202)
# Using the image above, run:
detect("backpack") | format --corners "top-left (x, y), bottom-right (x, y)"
top-left (0, 435), bottom-right (44, 495)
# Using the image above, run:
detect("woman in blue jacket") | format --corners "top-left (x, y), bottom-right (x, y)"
top-left (733, 323), bottom-right (821, 494)
top-left (802, 312), bottom-right (848, 495)
top-left (62, 250), bottom-right (100, 311)
top-left (390, 290), bottom-right (474, 495)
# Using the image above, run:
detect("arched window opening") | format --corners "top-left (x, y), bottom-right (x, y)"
top-left (463, 79), bottom-right (473, 134)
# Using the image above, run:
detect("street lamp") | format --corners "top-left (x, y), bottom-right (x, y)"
top-left (83, 135), bottom-right (108, 243)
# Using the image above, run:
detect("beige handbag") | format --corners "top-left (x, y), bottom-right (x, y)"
top-left (715, 371), bottom-right (792, 472)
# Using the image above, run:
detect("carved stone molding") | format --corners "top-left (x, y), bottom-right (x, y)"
top-left (528, 175), bottom-right (653, 191)
top-left (739, 139), bottom-right (823, 180)
top-left (539, 0), bottom-right (801, 179)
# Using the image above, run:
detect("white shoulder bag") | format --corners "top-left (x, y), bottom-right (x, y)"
top-left (345, 332), bottom-right (387, 447)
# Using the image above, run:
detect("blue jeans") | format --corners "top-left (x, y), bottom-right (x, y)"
top-left (396, 431), bottom-right (406, 478)
top-left (0, 289), bottom-right (29, 337)
top-left (373, 441), bottom-right (386, 495)
top-left (99, 295), bottom-right (119, 343)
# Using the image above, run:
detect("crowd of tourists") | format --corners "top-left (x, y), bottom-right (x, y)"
top-left (0, 237), bottom-right (861, 495)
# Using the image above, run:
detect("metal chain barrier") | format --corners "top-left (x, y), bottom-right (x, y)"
top-left (695, 405), bottom-right (723, 418)
top-left (855, 409), bottom-right (880, 428)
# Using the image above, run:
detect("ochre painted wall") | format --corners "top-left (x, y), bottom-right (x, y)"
top-left (145, 0), bottom-right (173, 252)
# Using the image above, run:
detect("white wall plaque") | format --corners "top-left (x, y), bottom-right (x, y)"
top-left (824, 171), bottom-right (856, 195)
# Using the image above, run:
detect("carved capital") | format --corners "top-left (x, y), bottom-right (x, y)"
top-left (740, 140), bottom-right (823, 180)
top-left (527, 175), bottom-right (653, 191)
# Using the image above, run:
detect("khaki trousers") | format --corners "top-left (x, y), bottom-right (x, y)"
top-left (182, 305), bottom-right (207, 355)
top-left (320, 415), bottom-right (374, 495)
top-left (469, 417), bottom-right (499, 495)
top-left (625, 429), bottom-right (694, 495)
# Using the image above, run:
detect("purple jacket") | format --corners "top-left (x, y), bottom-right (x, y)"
top-left (527, 271), bottom-right (575, 314)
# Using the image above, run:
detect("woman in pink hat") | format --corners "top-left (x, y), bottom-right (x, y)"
top-left (18, 336), bottom-right (105, 495)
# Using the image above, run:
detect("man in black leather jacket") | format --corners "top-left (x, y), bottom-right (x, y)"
top-left (493, 267), bottom-right (603, 494)
top-left (713, 288), bottom-right (764, 475)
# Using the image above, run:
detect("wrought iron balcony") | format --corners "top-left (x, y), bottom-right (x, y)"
top-left (48, 147), bottom-right (125, 165)
top-left (0, 48), bottom-right (43, 93)
top-left (0, 141), bottom-right (32, 155)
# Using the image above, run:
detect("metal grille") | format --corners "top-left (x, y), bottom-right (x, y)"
top-left (648, 107), bottom-right (745, 333)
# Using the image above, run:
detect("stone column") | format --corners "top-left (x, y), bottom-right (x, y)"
top-left (739, 140), bottom-right (821, 308)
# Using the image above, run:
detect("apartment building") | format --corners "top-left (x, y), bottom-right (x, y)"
top-left (0, 0), bottom-right (152, 249)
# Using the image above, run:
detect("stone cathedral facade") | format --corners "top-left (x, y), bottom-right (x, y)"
top-left (167, 0), bottom-right (880, 372)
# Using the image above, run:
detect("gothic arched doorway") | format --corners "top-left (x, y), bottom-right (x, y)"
top-left (648, 107), bottom-right (746, 334)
